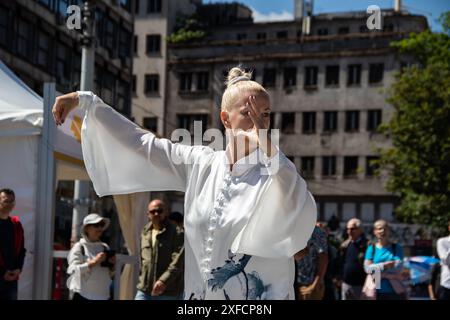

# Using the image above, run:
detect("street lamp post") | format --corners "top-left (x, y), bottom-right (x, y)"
top-left (71, 0), bottom-right (96, 246)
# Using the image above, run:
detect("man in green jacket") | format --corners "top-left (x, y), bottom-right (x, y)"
top-left (135, 199), bottom-right (184, 300)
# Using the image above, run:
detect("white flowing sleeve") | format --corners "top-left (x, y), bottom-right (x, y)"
top-left (78, 91), bottom-right (207, 196)
top-left (231, 150), bottom-right (317, 259)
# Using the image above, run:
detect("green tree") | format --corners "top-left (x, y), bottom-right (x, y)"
top-left (378, 13), bottom-right (450, 233)
top-left (166, 16), bottom-right (206, 44)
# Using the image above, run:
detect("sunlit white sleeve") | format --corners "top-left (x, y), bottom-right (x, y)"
top-left (231, 150), bottom-right (317, 259)
top-left (77, 91), bottom-right (208, 196)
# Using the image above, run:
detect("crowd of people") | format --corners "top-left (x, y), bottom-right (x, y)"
top-left (1, 187), bottom-right (450, 301)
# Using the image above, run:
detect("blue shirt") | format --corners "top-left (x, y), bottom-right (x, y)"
top-left (364, 243), bottom-right (403, 293)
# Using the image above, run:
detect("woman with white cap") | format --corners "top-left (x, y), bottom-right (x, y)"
top-left (67, 213), bottom-right (116, 300)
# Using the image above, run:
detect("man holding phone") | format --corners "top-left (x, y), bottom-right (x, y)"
top-left (0, 188), bottom-right (26, 300)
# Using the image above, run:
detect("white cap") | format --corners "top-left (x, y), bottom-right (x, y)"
top-left (82, 213), bottom-right (110, 234)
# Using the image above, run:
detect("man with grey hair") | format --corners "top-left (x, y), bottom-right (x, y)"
top-left (338, 218), bottom-right (368, 300)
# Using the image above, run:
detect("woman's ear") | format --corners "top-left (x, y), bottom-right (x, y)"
top-left (220, 110), bottom-right (231, 129)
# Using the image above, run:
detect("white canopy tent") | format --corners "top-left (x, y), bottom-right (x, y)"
top-left (0, 59), bottom-right (146, 299)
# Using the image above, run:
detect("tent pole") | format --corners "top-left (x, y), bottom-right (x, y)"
top-left (33, 83), bottom-right (57, 300)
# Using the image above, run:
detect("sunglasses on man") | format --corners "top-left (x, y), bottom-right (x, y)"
top-left (148, 208), bottom-right (164, 214)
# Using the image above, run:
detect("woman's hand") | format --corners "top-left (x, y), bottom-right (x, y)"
top-left (87, 252), bottom-right (106, 269)
top-left (247, 95), bottom-right (276, 158)
top-left (52, 92), bottom-right (79, 126)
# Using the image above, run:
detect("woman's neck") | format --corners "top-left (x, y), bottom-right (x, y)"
top-left (226, 139), bottom-right (252, 169)
top-left (378, 238), bottom-right (390, 247)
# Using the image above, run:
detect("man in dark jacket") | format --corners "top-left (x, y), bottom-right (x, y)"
top-left (135, 199), bottom-right (184, 300)
top-left (0, 188), bottom-right (26, 300)
top-left (338, 218), bottom-right (368, 300)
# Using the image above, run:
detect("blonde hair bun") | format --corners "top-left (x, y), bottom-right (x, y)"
top-left (226, 67), bottom-right (253, 88)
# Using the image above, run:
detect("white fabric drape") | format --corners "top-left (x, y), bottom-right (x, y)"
top-left (113, 193), bottom-right (148, 300)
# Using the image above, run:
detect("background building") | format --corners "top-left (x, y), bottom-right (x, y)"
top-left (163, 4), bottom-right (428, 224)
top-left (0, 0), bottom-right (134, 116)
top-left (132, 0), bottom-right (200, 135)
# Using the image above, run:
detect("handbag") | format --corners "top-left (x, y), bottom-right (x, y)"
top-left (362, 272), bottom-right (377, 300)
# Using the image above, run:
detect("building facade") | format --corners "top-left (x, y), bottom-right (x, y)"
top-left (132, 0), bottom-right (200, 134)
top-left (0, 0), bottom-right (134, 116)
top-left (163, 8), bottom-right (428, 224)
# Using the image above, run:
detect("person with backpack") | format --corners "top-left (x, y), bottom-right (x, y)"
top-left (363, 219), bottom-right (407, 300)
top-left (67, 213), bottom-right (116, 300)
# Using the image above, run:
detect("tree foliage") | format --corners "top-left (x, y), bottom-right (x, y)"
top-left (378, 14), bottom-right (450, 233)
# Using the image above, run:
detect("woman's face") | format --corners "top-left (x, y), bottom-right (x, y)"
top-left (374, 222), bottom-right (389, 240)
top-left (85, 222), bottom-right (105, 241)
top-left (221, 91), bottom-right (271, 132)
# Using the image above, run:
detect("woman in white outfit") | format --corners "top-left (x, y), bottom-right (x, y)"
top-left (54, 67), bottom-right (317, 300)
top-left (67, 213), bottom-right (116, 300)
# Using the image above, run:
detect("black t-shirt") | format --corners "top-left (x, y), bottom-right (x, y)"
top-left (0, 218), bottom-right (15, 273)
top-left (343, 238), bottom-right (367, 286)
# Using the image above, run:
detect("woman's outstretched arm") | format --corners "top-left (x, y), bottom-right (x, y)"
top-left (52, 91), bottom-right (210, 196)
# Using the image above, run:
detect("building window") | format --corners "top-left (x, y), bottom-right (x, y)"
top-left (348, 64), bottom-right (362, 86)
top-left (178, 114), bottom-right (208, 134)
top-left (283, 67), bottom-right (297, 87)
top-left (147, 0), bottom-right (162, 13)
top-left (323, 111), bottom-right (338, 132)
top-left (304, 66), bottom-right (318, 88)
top-left (366, 156), bottom-right (380, 177)
top-left (57, 0), bottom-right (70, 17)
top-left (144, 74), bottom-right (159, 95)
top-left (0, 6), bottom-right (8, 47)
top-left (367, 110), bottom-right (382, 131)
top-left (133, 36), bottom-right (138, 54)
top-left (263, 68), bottom-right (276, 87)
top-left (132, 75), bottom-right (137, 94)
top-left (105, 18), bottom-right (117, 53)
top-left (277, 31), bottom-right (288, 39)
top-left (37, 31), bottom-right (51, 68)
top-left (344, 156), bottom-right (358, 177)
top-left (301, 157), bottom-right (315, 178)
top-left (119, 28), bottom-right (131, 60)
top-left (345, 111), bottom-right (360, 132)
top-left (322, 156), bottom-right (336, 176)
top-left (303, 112), bottom-right (316, 134)
top-left (102, 71), bottom-right (115, 106)
top-left (257, 32), bottom-right (266, 41)
top-left (146, 35), bottom-right (161, 54)
top-left (359, 25), bottom-right (367, 33)
top-left (385, 24), bottom-right (394, 32)
top-left (338, 27), bottom-right (350, 35)
top-left (317, 28), bottom-right (328, 36)
top-left (120, 0), bottom-right (132, 12)
top-left (237, 33), bottom-right (247, 41)
top-left (369, 63), bottom-right (384, 84)
top-left (116, 80), bottom-right (129, 113)
top-left (17, 19), bottom-right (32, 59)
top-left (325, 65), bottom-right (339, 86)
top-left (56, 43), bottom-right (70, 82)
top-left (143, 117), bottom-right (158, 132)
top-left (281, 113), bottom-right (296, 134)
top-left (179, 72), bottom-right (193, 92)
top-left (135, 0), bottom-right (140, 14)
top-left (196, 72), bottom-right (209, 92)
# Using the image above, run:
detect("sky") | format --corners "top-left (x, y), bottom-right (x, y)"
top-left (203, 0), bottom-right (450, 32)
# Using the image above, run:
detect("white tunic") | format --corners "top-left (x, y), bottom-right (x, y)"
top-left (77, 91), bottom-right (317, 300)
